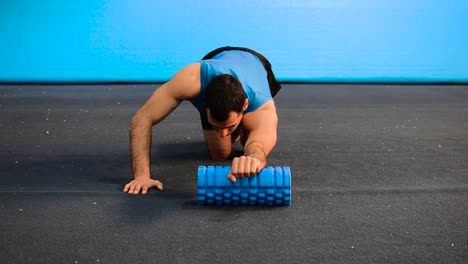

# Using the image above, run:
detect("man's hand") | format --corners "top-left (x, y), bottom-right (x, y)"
top-left (123, 178), bottom-right (163, 195)
top-left (227, 156), bottom-right (265, 182)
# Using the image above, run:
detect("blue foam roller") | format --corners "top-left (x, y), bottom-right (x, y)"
top-left (197, 166), bottom-right (292, 206)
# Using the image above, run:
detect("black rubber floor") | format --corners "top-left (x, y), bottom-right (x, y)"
top-left (1, 84), bottom-right (467, 263)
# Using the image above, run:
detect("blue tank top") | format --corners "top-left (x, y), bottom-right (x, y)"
top-left (191, 50), bottom-right (272, 114)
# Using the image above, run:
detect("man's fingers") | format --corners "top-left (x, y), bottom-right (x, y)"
top-left (237, 156), bottom-right (246, 177)
top-left (231, 157), bottom-right (239, 177)
top-left (251, 159), bottom-right (262, 175)
top-left (232, 156), bottom-right (263, 178)
top-left (124, 179), bottom-right (165, 195)
top-left (228, 173), bottom-right (237, 182)
top-left (256, 166), bottom-right (262, 174)
top-left (244, 159), bottom-right (251, 177)
top-left (132, 185), bottom-right (141, 195)
top-left (153, 180), bottom-right (164, 191)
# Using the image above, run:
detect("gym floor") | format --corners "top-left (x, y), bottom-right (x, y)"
top-left (1, 84), bottom-right (467, 263)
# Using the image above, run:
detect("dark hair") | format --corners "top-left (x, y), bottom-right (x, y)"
top-left (204, 74), bottom-right (246, 122)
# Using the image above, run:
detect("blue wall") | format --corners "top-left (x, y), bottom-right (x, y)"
top-left (1, 0), bottom-right (467, 83)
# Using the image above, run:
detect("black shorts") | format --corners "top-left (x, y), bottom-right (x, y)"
top-left (200, 46), bottom-right (281, 130)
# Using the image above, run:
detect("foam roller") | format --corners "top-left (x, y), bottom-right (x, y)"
top-left (197, 166), bottom-right (292, 206)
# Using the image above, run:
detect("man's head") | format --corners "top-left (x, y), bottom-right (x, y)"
top-left (204, 74), bottom-right (248, 137)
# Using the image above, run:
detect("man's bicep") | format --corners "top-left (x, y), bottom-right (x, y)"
top-left (135, 83), bottom-right (182, 125)
top-left (135, 63), bottom-right (200, 125)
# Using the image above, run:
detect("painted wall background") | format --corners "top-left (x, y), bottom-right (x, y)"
top-left (1, 0), bottom-right (467, 83)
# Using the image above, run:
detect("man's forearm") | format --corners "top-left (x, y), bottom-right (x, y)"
top-left (244, 140), bottom-right (268, 166)
top-left (130, 118), bottom-right (153, 179)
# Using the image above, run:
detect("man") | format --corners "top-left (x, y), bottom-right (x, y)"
top-left (123, 47), bottom-right (281, 195)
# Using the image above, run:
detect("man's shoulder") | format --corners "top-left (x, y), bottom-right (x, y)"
top-left (166, 63), bottom-right (201, 101)
top-left (244, 100), bottom-right (276, 117)
top-left (241, 100), bottom-right (277, 131)
top-left (174, 62), bottom-right (201, 85)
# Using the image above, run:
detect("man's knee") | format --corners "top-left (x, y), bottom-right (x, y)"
top-left (203, 130), bottom-right (232, 160)
top-left (209, 150), bottom-right (231, 161)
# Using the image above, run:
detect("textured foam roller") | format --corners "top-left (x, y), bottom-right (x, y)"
top-left (197, 166), bottom-right (292, 206)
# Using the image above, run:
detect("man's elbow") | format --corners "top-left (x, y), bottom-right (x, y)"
top-left (130, 114), bottom-right (152, 130)
top-left (130, 115), bottom-right (140, 130)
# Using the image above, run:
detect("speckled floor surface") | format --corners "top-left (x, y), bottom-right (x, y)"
top-left (1, 84), bottom-right (467, 263)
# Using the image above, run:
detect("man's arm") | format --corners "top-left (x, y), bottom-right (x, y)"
top-left (228, 100), bottom-right (278, 182)
top-left (124, 63), bottom-right (200, 194)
